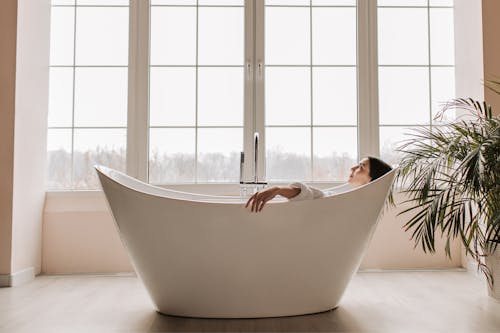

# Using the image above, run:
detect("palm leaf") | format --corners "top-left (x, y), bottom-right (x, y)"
top-left (485, 79), bottom-right (500, 97)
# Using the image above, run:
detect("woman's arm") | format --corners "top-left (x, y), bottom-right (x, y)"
top-left (245, 185), bottom-right (301, 212)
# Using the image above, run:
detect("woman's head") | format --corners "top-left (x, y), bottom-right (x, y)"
top-left (348, 156), bottom-right (392, 186)
top-left (368, 156), bottom-right (392, 182)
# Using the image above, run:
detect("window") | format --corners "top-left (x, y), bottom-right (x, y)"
top-left (48, 0), bottom-right (129, 189)
top-left (148, 1), bottom-right (245, 184)
top-left (47, 0), bottom-right (455, 189)
top-left (265, 1), bottom-right (358, 182)
top-left (377, 0), bottom-right (455, 165)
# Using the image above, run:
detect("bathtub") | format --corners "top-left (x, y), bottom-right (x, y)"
top-left (95, 166), bottom-right (396, 318)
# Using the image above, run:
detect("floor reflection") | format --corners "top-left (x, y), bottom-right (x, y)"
top-left (147, 307), bottom-right (364, 332)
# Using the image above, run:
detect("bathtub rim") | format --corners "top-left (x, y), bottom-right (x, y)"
top-left (94, 165), bottom-right (397, 206)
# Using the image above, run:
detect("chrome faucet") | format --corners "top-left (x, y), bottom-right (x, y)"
top-left (239, 151), bottom-right (244, 184)
top-left (239, 132), bottom-right (267, 187)
top-left (254, 132), bottom-right (259, 184)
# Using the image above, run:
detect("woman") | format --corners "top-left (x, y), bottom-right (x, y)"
top-left (245, 156), bottom-right (392, 212)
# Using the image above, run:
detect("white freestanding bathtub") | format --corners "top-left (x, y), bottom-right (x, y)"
top-left (95, 166), bottom-right (396, 318)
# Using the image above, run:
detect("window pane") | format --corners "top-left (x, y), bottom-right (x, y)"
top-left (312, 0), bottom-right (356, 5)
top-left (75, 7), bottom-right (129, 66)
top-left (380, 126), bottom-right (421, 166)
top-left (199, 0), bottom-right (244, 5)
top-left (430, 0), bottom-right (453, 6)
top-left (77, 0), bottom-right (128, 5)
top-left (198, 67), bottom-right (244, 126)
top-left (266, 127), bottom-right (311, 181)
top-left (267, 1), bottom-right (358, 6)
top-left (152, 0), bottom-right (196, 4)
top-left (198, 7), bottom-right (244, 66)
top-left (265, 7), bottom-right (310, 65)
top-left (313, 127), bottom-right (357, 181)
top-left (150, 68), bottom-right (196, 126)
top-left (197, 128), bottom-right (243, 182)
top-left (50, 7), bottom-right (75, 66)
top-left (74, 67), bottom-right (128, 127)
top-left (312, 7), bottom-right (356, 65)
top-left (73, 129), bottom-right (126, 189)
top-left (47, 129), bottom-right (72, 189)
top-left (52, 0), bottom-right (75, 4)
top-left (266, 67), bottom-right (310, 126)
top-left (266, 0), bottom-right (309, 5)
top-left (379, 67), bottom-right (430, 125)
top-left (378, 8), bottom-right (428, 65)
top-left (378, 0), bottom-right (427, 5)
top-left (149, 128), bottom-right (196, 184)
top-left (48, 68), bottom-right (73, 127)
top-left (430, 8), bottom-right (455, 65)
top-left (431, 67), bottom-right (456, 121)
top-left (313, 67), bottom-right (357, 125)
top-left (150, 7), bottom-right (196, 66)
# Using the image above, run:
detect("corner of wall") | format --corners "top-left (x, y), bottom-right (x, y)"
top-left (11, 0), bottom-right (51, 276)
top-left (454, 0), bottom-right (484, 102)
top-left (0, 267), bottom-right (35, 287)
top-left (0, 0), bottom-right (18, 276)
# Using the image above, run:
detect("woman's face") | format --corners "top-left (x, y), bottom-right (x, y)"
top-left (348, 158), bottom-right (372, 186)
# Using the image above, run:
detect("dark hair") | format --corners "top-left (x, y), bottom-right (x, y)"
top-left (367, 156), bottom-right (392, 181)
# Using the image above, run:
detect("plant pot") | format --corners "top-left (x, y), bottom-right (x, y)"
top-left (485, 243), bottom-right (500, 301)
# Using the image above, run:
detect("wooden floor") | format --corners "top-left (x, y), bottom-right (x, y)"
top-left (1, 271), bottom-right (500, 332)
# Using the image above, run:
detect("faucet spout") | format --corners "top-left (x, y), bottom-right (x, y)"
top-left (239, 132), bottom-right (266, 196)
top-left (254, 132), bottom-right (259, 183)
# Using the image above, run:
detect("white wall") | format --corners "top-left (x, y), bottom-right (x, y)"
top-left (11, 0), bottom-right (51, 275)
top-left (0, 0), bottom-right (50, 285)
top-left (43, 192), bottom-right (132, 273)
top-left (454, 0), bottom-right (487, 272)
top-left (455, 0), bottom-right (484, 102)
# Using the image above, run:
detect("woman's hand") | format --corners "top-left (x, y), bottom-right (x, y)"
top-left (245, 187), bottom-right (281, 212)
top-left (245, 186), bottom-right (301, 212)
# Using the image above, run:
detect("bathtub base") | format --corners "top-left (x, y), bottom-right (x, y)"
top-left (155, 305), bottom-right (340, 319)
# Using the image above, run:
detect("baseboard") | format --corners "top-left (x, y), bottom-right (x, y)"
top-left (0, 274), bottom-right (10, 287)
top-left (358, 267), bottom-right (467, 273)
top-left (38, 272), bottom-right (136, 277)
top-left (0, 267), bottom-right (35, 287)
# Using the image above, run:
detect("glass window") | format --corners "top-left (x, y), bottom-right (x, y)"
top-left (266, 127), bottom-right (312, 181)
top-left (149, 129), bottom-right (196, 184)
top-left (47, 0), bottom-right (456, 189)
top-left (378, 0), bottom-right (455, 166)
top-left (47, 2), bottom-right (129, 189)
top-left (149, 2), bottom-right (244, 184)
top-left (265, 2), bottom-right (358, 182)
top-left (150, 7), bottom-right (196, 66)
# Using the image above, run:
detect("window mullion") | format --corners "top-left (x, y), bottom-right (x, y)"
top-left (242, 0), bottom-right (254, 183)
top-left (357, 0), bottom-right (380, 158)
top-left (254, 0), bottom-right (266, 182)
top-left (126, 0), bottom-right (150, 182)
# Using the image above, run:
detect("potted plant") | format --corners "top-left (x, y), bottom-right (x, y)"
top-left (389, 80), bottom-right (500, 299)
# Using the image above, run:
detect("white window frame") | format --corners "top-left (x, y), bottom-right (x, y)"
top-left (127, 0), bottom-right (150, 182)
top-left (357, 0), bottom-right (380, 159)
